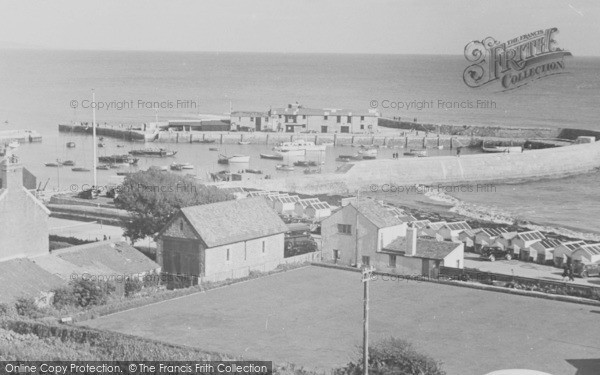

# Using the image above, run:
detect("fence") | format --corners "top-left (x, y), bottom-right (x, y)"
top-left (439, 266), bottom-right (600, 301)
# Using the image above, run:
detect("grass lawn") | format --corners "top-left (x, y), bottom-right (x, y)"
top-left (82, 266), bottom-right (600, 375)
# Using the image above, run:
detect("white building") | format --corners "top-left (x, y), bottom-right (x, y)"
top-left (231, 103), bottom-right (380, 133)
top-left (294, 198), bottom-right (320, 217)
top-left (553, 240), bottom-right (586, 267)
top-left (571, 244), bottom-right (600, 264)
top-left (512, 231), bottom-right (546, 260)
top-left (305, 201), bottom-right (331, 220)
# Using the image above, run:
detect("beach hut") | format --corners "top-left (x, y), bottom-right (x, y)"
top-left (458, 228), bottom-right (481, 251)
top-left (265, 193), bottom-right (289, 209)
top-left (571, 244), bottom-right (600, 264)
top-left (512, 230), bottom-right (546, 260)
top-left (438, 221), bottom-right (472, 241)
top-left (305, 201), bottom-right (332, 220)
top-left (410, 220), bottom-right (431, 236)
top-left (294, 198), bottom-right (320, 217)
top-left (529, 239), bottom-right (561, 264)
top-left (422, 221), bottom-right (447, 238)
top-left (475, 227), bottom-right (510, 252)
top-left (492, 231), bottom-right (519, 251)
top-left (273, 195), bottom-right (300, 215)
top-left (553, 240), bottom-right (586, 267)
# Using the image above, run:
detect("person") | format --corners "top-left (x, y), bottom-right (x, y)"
top-left (561, 265), bottom-right (569, 281)
top-left (456, 147), bottom-right (462, 157)
top-left (568, 264), bottom-right (575, 282)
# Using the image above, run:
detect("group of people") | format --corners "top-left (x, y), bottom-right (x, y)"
top-left (392, 152), bottom-right (401, 159)
top-left (562, 263), bottom-right (575, 282)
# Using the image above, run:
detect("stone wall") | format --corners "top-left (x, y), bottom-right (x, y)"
top-left (217, 141), bottom-right (600, 195)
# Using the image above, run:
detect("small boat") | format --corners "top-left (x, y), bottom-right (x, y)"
top-left (44, 162), bottom-right (62, 167)
top-left (238, 140), bottom-right (251, 145)
top-left (336, 156), bottom-right (351, 162)
top-left (116, 171), bottom-right (133, 176)
top-left (116, 144), bottom-right (125, 148)
top-left (304, 168), bottom-right (321, 174)
top-left (97, 143), bottom-right (105, 148)
top-left (170, 162), bottom-right (194, 171)
top-left (218, 154), bottom-right (250, 164)
top-left (358, 148), bottom-right (378, 158)
top-left (72, 167), bottom-right (91, 172)
top-left (260, 153), bottom-right (283, 160)
top-left (99, 155), bottom-right (138, 164)
top-left (482, 142), bottom-right (522, 153)
top-left (209, 147), bottom-right (219, 151)
top-left (293, 160), bottom-right (318, 167)
top-left (109, 164), bottom-right (123, 169)
top-left (198, 139), bottom-right (216, 144)
top-left (96, 165), bottom-right (110, 170)
top-left (129, 148), bottom-right (177, 157)
top-left (66, 142), bottom-right (76, 148)
top-left (276, 164), bottom-right (295, 171)
top-left (61, 160), bottom-right (76, 166)
top-left (273, 139), bottom-right (326, 152)
top-left (338, 154), bottom-right (362, 161)
top-left (404, 149), bottom-right (427, 157)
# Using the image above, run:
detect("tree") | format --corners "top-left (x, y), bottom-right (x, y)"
top-left (115, 170), bottom-right (233, 243)
top-left (334, 338), bottom-right (446, 375)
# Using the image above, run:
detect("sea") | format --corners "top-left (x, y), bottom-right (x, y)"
top-left (0, 50), bottom-right (599, 236)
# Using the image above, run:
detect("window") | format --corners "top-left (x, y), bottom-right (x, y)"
top-left (360, 124), bottom-right (364, 130)
top-left (262, 241), bottom-right (266, 253)
top-left (250, 117), bottom-right (254, 121)
top-left (333, 250), bottom-right (340, 259)
top-left (360, 116), bottom-right (365, 121)
top-left (321, 126), bottom-right (328, 133)
top-left (302, 115), bottom-right (306, 119)
top-left (336, 116), bottom-right (341, 123)
top-left (179, 221), bottom-right (184, 231)
top-left (347, 116), bottom-right (352, 123)
top-left (226, 248), bottom-right (230, 261)
top-left (389, 255), bottom-right (397, 268)
top-left (362, 256), bottom-right (370, 266)
top-left (324, 115), bottom-right (328, 120)
top-left (341, 126), bottom-right (350, 133)
top-left (338, 224), bottom-right (352, 235)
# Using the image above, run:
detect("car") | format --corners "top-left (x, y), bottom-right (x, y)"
top-left (573, 262), bottom-right (600, 278)
top-left (480, 246), bottom-right (512, 262)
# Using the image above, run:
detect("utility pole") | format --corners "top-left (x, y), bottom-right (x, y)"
top-left (92, 89), bottom-right (98, 189)
top-left (362, 266), bottom-right (374, 375)
top-left (354, 189), bottom-right (360, 266)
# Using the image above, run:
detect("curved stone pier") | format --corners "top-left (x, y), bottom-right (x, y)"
top-left (217, 141), bottom-right (600, 195)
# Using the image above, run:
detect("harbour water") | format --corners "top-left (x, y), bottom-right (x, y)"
top-left (1, 50), bottom-right (599, 235)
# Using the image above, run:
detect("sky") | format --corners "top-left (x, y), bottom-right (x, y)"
top-left (0, 0), bottom-right (599, 56)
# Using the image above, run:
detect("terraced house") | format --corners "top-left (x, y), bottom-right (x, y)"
top-left (231, 103), bottom-right (380, 133)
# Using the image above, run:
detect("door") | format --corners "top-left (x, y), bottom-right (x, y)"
top-left (255, 117), bottom-right (262, 131)
top-left (421, 259), bottom-right (430, 276)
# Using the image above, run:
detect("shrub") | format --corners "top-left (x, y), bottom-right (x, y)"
top-left (71, 279), bottom-right (115, 307)
top-left (124, 278), bottom-right (143, 297)
top-left (0, 303), bottom-right (15, 317)
top-left (334, 337), bottom-right (446, 375)
top-left (14, 297), bottom-right (41, 318)
top-left (52, 286), bottom-right (78, 309)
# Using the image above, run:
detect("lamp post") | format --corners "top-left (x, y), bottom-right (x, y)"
top-left (361, 265), bottom-right (375, 375)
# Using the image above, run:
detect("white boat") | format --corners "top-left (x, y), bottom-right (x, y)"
top-left (276, 164), bottom-right (295, 171)
top-left (273, 139), bottom-right (326, 152)
top-left (218, 154), bottom-right (250, 164)
top-left (358, 148), bottom-right (378, 158)
top-left (482, 145), bottom-right (523, 153)
top-left (238, 140), bottom-right (251, 145)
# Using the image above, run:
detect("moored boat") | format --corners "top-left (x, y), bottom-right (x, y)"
top-left (303, 167), bottom-right (321, 174)
top-left (66, 141), bottom-right (76, 148)
top-left (170, 162), bottom-right (194, 171)
top-left (276, 164), bottom-right (295, 171)
top-left (62, 160), bottom-right (76, 166)
top-left (218, 154), bottom-right (250, 164)
top-left (293, 160), bottom-right (318, 167)
top-left (44, 162), bottom-right (62, 167)
top-left (260, 153), bottom-right (283, 160)
top-left (238, 140), bottom-right (251, 145)
top-left (404, 149), bottom-right (427, 157)
top-left (96, 165), bottom-right (110, 170)
top-left (129, 148), bottom-right (177, 157)
top-left (273, 139), bottom-right (326, 152)
top-left (198, 139), bottom-right (216, 144)
top-left (209, 147), bottom-right (219, 151)
top-left (99, 155), bottom-right (138, 164)
top-left (72, 167), bottom-right (91, 172)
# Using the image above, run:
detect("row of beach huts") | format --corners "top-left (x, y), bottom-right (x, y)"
top-left (219, 188), bottom-right (600, 268)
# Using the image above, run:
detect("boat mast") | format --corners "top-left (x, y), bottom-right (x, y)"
top-left (92, 89), bottom-right (98, 188)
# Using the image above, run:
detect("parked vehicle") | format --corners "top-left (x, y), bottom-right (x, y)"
top-left (574, 262), bottom-right (600, 278)
top-left (480, 246), bottom-right (512, 261)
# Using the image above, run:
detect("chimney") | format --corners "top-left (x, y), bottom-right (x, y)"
top-left (406, 227), bottom-right (417, 256)
top-left (0, 155), bottom-right (23, 190)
